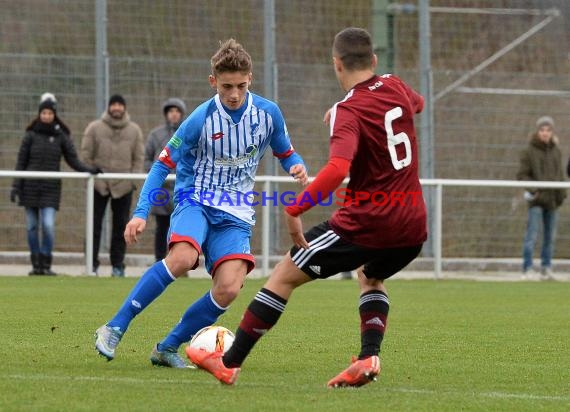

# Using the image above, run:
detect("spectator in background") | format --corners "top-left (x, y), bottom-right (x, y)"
top-left (81, 94), bottom-right (144, 277)
top-left (517, 116), bottom-right (566, 281)
top-left (11, 93), bottom-right (101, 275)
top-left (145, 98), bottom-right (187, 261)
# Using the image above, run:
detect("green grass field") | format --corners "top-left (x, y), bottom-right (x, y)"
top-left (1, 276), bottom-right (568, 411)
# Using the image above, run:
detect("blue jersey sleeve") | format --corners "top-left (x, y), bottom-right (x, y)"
top-left (269, 105), bottom-right (307, 174)
top-left (132, 106), bottom-right (204, 219)
top-left (133, 161), bottom-right (171, 219)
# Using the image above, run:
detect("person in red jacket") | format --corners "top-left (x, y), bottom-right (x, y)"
top-left (187, 27), bottom-right (427, 387)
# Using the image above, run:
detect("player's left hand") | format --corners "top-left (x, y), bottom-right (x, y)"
top-left (285, 212), bottom-right (309, 249)
top-left (289, 164), bottom-right (309, 186)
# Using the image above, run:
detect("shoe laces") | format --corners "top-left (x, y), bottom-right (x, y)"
top-left (107, 327), bottom-right (122, 347)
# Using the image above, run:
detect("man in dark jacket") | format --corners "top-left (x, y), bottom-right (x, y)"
top-left (11, 94), bottom-right (100, 275)
top-left (517, 116), bottom-right (566, 280)
top-left (144, 98), bottom-right (187, 261)
top-left (81, 94), bottom-right (144, 277)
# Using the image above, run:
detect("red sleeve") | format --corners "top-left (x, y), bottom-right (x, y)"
top-left (285, 157), bottom-right (351, 217)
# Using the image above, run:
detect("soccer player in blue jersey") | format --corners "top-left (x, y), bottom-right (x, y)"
top-left (94, 39), bottom-right (308, 367)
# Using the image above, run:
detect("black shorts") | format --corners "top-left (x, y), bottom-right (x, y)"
top-left (290, 221), bottom-right (422, 280)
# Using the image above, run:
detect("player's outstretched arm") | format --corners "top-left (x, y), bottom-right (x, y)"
top-left (132, 160), bottom-right (171, 220)
top-left (124, 217), bottom-right (146, 245)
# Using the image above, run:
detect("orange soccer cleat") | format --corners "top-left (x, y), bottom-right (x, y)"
top-left (327, 355), bottom-right (381, 388)
top-left (185, 347), bottom-right (240, 385)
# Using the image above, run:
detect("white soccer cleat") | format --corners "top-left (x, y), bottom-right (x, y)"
top-left (94, 325), bottom-right (123, 360)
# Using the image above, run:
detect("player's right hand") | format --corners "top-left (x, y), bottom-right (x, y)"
top-left (124, 217), bottom-right (146, 245)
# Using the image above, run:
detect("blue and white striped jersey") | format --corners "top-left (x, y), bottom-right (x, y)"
top-left (133, 92), bottom-right (304, 224)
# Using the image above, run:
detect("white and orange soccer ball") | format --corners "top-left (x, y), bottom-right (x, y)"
top-left (188, 325), bottom-right (235, 354)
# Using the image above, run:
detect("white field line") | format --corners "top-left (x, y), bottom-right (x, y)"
top-left (2, 373), bottom-right (569, 402)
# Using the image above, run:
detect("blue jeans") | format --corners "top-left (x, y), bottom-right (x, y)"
top-left (25, 207), bottom-right (56, 255)
top-left (522, 206), bottom-right (558, 272)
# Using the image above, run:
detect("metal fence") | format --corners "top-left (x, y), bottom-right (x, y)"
top-left (1, 0), bottom-right (569, 259)
top-left (3, 170), bottom-right (570, 277)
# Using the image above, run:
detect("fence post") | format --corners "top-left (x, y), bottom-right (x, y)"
top-left (263, 0), bottom-right (280, 255)
top-left (419, 0), bottom-right (435, 258)
top-left (262, 179), bottom-right (271, 277)
top-left (95, 0), bottom-right (108, 117)
top-left (434, 182), bottom-right (442, 279)
top-left (85, 175), bottom-right (95, 275)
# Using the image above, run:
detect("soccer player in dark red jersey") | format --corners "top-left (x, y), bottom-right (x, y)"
top-left (187, 27), bottom-right (427, 387)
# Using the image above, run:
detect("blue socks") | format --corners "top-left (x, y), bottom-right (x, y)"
top-left (105, 259), bottom-right (227, 351)
top-left (107, 260), bottom-right (175, 332)
top-left (158, 290), bottom-right (227, 351)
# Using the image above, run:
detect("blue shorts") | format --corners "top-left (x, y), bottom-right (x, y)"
top-left (168, 202), bottom-right (255, 275)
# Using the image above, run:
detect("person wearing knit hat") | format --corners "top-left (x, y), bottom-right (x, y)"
top-left (81, 93), bottom-right (144, 277)
top-left (108, 94), bottom-right (126, 108)
top-left (536, 116), bottom-right (554, 129)
top-left (38, 98), bottom-right (57, 115)
top-left (107, 94), bottom-right (127, 121)
top-left (517, 115), bottom-right (565, 281)
top-left (40, 92), bottom-right (57, 104)
top-left (11, 92), bottom-right (102, 276)
top-left (144, 97), bottom-right (187, 262)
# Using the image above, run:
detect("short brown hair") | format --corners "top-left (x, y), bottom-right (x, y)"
top-left (333, 27), bottom-right (374, 71)
top-left (211, 39), bottom-right (252, 76)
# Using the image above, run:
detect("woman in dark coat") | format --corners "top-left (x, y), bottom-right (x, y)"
top-left (10, 96), bottom-right (100, 275)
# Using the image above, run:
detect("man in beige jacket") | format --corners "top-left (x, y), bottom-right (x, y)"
top-left (81, 94), bottom-right (144, 276)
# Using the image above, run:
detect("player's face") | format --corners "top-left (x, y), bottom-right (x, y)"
top-left (39, 109), bottom-right (55, 124)
top-left (537, 125), bottom-right (553, 142)
top-left (209, 71), bottom-right (252, 110)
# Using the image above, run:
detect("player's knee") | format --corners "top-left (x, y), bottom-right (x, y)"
top-left (272, 260), bottom-right (294, 285)
top-left (165, 245), bottom-right (198, 277)
top-left (211, 282), bottom-right (240, 307)
top-left (165, 258), bottom-right (194, 277)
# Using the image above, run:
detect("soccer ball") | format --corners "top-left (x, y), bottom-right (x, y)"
top-left (188, 325), bottom-right (235, 353)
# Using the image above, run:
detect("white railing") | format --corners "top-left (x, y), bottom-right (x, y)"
top-left (2, 170), bottom-right (569, 278)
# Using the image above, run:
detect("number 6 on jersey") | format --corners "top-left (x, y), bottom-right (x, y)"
top-left (385, 106), bottom-right (411, 171)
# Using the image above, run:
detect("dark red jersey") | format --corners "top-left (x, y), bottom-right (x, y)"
top-left (328, 74), bottom-right (427, 248)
